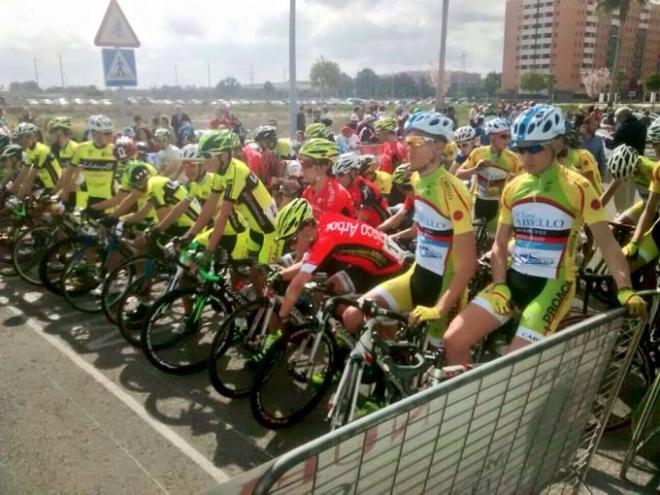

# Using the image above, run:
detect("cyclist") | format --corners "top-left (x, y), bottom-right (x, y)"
top-left (299, 138), bottom-right (355, 219)
top-left (443, 104), bottom-right (645, 364)
top-left (152, 127), bottom-right (181, 179)
top-left (648, 119), bottom-right (660, 158)
top-left (558, 126), bottom-right (602, 194)
top-left (359, 154), bottom-right (393, 203)
top-left (455, 117), bottom-right (521, 233)
top-left (602, 144), bottom-right (660, 274)
top-left (343, 111), bottom-right (476, 349)
top-left (12, 123), bottom-right (62, 199)
top-left (198, 130), bottom-right (279, 265)
top-left (448, 126), bottom-right (478, 176)
top-left (252, 125), bottom-right (285, 189)
top-left (273, 199), bottom-right (409, 322)
top-left (332, 152), bottom-right (389, 227)
top-left (378, 163), bottom-right (416, 242)
top-left (304, 122), bottom-right (334, 142)
top-left (375, 116), bottom-right (407, 174)
top-left (60, 115), bottom-right (116, 214)
top-left (1, 144), bottom-right (25, 192)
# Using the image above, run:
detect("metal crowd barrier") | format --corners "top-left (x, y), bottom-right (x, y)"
top-left (245, 307), bottom-right (647, 495)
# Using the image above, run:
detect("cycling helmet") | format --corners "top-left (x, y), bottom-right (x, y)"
top-left (177, 122), bottom-right (195, 144)
top-left (358, 154), bottom-right (378, 175)
top-left (607, 144), bottom-right (639, 180)
top-left (304, 122), bottom-right (333, 140)
top-left (113, 137), bottom-right (136, 162)
top-left (198, 129), bottom-right (240, 154)
top-left (47, 116), bottom-right (72, 132)
top-left (87, 114), bottom-right (113, 132)
top-left (135, 141), bottom-right (149, 154)
top-left (129, 164), bottom-right (152, 190)
top-left (153, 127), bottom-right (171, 142)
top-left (286, 160), bottom-right (303, 178)
top-left (454, 126), bottom-right (477, 143)
top-left (404, 111), bottom-right (454, 141)
top-left (14, 122), bottom-right (38, 138)
top-left (374, 116), bottom-right (397, 133)
top-left (393, 163), bottom-right (412, 188)
top-left (1, 144), bottom-right (24, 160)
top-left (332, 152), bottom-right (361, 176)
top-left (511, 104), bottom-right (565, 144)
top-left (121, 126), bottom-right (136, 138)
top-left (181, 143), bottom-right (201, 162)
top-left (274, 198), bottom-right (315, 241)
top-left (298, 138), bottom-right (340, 164)
top-left (253, 125), bottom-right (277, 142)
top-left (0, 130), bottom-right (10, 151)
top-left (485, 117), bottom-right (510, 135)
top-left (647, 121), bottom-right (660, 144)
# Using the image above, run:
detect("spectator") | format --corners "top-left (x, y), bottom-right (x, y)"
top-left (376, 105), bottom-right (386, 119)
top-left (170, 105), bottom-right (190, 136)
top-left (208, 103), bottom-right (231, 129)
top-left (160, 115), bottom-right (176, 140)
top-left (320, 105), bottom-right (331, 122)
top-left (136, 127), bottom-right (155, 152)
top-left (350, 105), bottom-right (364, 126)
top-left (640, 110), bottom-right (652, 129)
top-left (445, 106), bottom-right (457, 129)
top-left (133, 115), bottom-right (143, 132)
top-left (395, 106), bottom-right (407, 139)
top-left (580, 113), bottom-right (607, 177)
top-left (153, 127), bottom-right (182, 179)
top-left (336, 125), bottom-right (359, 153)
top-left (609, 106), bottom-right (646, 154)
top-left (296, 105), bottom-right (306, 132)
top-left (292, 130), bottom-right (305, 154)
top-left (358, 115), bottom-right (378, 144)
top-left (312, 108), bottom-right (321, 123)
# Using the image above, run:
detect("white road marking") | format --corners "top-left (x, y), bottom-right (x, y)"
top-left (6, 305), bottom-right (231, 485)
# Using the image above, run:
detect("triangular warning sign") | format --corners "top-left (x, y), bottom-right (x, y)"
top-left (95, 0), bottom-right (140, 48)
top-left (107, 51), bottom-right (135, 82)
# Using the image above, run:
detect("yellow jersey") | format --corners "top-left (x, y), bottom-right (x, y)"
top-left (71, 141), bottom-right (117, 200)
top-left (25, 141), bottom-right (61, 190)
top-left (462, 146), bottom-right (521, 200)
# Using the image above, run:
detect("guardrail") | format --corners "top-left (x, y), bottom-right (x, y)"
top-left (244, 307), bottom-right (646, 495)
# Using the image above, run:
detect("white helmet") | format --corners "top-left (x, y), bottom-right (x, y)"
top-left (181, 143), bottom-right (200, 162)
top-left (286, 160), bottom-right (303, 178)
top-left (454, 126), bottom-right (477, 143)
top-left (511, 104), bottom-right (565, 144)
top-left (607, 144), bottom-right (639, 180)
top-left (332, 152), bottom-right (361, 176)
top-left (14, 122), bottom-right (38, 138)
top-left (154, 127), bottom-right (171, 142)
top-left (647, 121), bottom-right (660, 144)
top-left (485, 117), bottom-right (510, 135)
top-left (404, 111), bottom-right (455, 141)
top-left (87, 114), bottom-right (113, 132)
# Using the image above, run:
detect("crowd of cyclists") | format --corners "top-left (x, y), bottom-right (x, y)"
top-left (1, 98), bottom-right (659, 429)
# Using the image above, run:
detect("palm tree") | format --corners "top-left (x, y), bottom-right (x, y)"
top-left (597, 0), bottom-right (649, 103)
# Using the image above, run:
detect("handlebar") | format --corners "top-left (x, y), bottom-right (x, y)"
top-left (323, 296), bottom-right (408, 324)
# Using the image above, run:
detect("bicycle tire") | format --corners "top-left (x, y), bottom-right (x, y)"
top-left (208, 298), bottom-right (273, 399)
top-left (329, 359), bottom-right (362, 430)
top-left (142, 287), bottom-right (230, 375)
top-left (38, 236), bottom-right (90, 296)
top-left (250, 326), bottom-right (336, 429)
top-left (61, 242), bottom-right (106, 313)
top-left (12, 225), bottom-right (53, 285)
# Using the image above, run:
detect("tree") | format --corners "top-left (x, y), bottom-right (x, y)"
top-left (418, 76), bottom-right (436, 98)
top-left (9, 80), bottom-right (41, 93)
top-left (597, 0), bottom-right (649, 103)
top-left (337, 72), bottom-right (354, 98)
top-left (519, 71), bottom-right (547, 93)
top-left (216, 77), bottom-right (241, 98)
top-left (580, 67), bottom-right (611, 99)
top-left (355, 68), bottom-right (379, 98)
top-left (309, 56), bottom-right (341, 101)
top-left (263, 81), bottom-right (276, 100)
top-left (545, 74), bottom-right (557, 102)
top-left (645, 73), bottom-right (660, 110)
top-left (482, 72), bottom-right (501, 98)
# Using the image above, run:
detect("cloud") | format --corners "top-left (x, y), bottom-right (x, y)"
top-left (166, 17), bottom-right (206, 38)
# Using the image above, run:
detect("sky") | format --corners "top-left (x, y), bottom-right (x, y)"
top-left (0, 0), bottom-right (507, 90)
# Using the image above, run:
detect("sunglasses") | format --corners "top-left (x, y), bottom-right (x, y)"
top-left (495, 133), bottom-right (511, 140)
top-left (515, 144), bottom-right (546, 155)
top-left (300, 157), bottom-right (320, 169)
top-left (405, 136), bottom-right (435, 147)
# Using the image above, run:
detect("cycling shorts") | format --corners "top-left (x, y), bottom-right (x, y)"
top-left (316, 259), bottom-right (407, 295)
top-left (247, 229), bottom-right (278, 265)
top-left (194, 227), bottom-right (249, 261)
top-left (634, 216), bottom-right (660, 265)
top-left (472, 269), bottom-right (575, 344)
top-left (370, 262), bottom-right (466, 345)
top-left (474, 197), bottom-right (499, 234)
top-left (621, 201), bottom-right (645, 223)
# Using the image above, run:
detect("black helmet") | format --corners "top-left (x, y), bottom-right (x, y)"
top-left (129, 164), bottom-right (152, 190)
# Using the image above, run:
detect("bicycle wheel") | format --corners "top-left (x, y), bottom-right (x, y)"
top-left (329, 359), bottom-right (362, 430)
top-left (251, 326), bottom-right (336, 429)
top-left (61, 242), bottom-right (106, 313)
top-left (117, 265), bottom-right (178, 347)
top-left (0, 222), bottom-right (19, 276)
top-left (142, 287), bottom-right (230, 374)
top-left (208, 298), bottom-right (274, 399)
top-left (39, 236), bottom-right (90, 296)
top-left (12, 225), bottom-right (53, 285)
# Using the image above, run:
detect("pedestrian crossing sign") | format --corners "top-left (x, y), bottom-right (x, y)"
top-left (102, 48), bottom-right (137, 87)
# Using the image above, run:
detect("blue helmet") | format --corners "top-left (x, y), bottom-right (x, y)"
top-left (177, 122), bottom-right (196, 144)
top-left (404, 111), bottom-right (454, 141)
top-left (511, 104), bottom-right (565, 145)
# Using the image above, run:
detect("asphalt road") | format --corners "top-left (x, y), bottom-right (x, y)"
top-left (0, 274), bottom-right (657, 494)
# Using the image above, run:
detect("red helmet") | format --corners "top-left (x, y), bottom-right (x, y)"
top-left (114, 136), bottom-right (137, 162)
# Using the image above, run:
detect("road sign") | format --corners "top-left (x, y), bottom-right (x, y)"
top-left (102, 48), bottom-right (137, 87)
top-left (95, 0), bottom-right (140, 48)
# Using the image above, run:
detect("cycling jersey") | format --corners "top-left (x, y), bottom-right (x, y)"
top-left (187, 172), bottom-right (246, 235)
top-left (412, 166), bottom-right (473, 276)
top-left (71, 141), bottom-right (117, 200)
top-left (302, 178), bottom-right (355, 220)
top-left (443, 141), bottom-right (458, 162)
top-left (345, 175), bottom-right (389, 227)
top-left (53, 139), bottom-right (79, 168)
top-left (462, 146), bottom-right (521, 200)
top-left (25, 141), bottom-right (61, 190)
top-left (218, 158), bottom-right (277, 234)
top-left (301, 213), bottom-right (407, 276)
top-left (374, 170), bottom-right (393, 196)
top-left (632, 156), bottom-right (660, 200)
top-left (118, 160), bottom-right (158, 220)
top-left (500, 162), bottom-right (607, 281)
top-left (379, 140), bottom-right (407, 174)
top-left (559, 148), bottom-right (603, 195)
top-left (146, 176), bottom-right (200, 227)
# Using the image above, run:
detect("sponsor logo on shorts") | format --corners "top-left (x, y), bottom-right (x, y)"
top-left (542, 281), bottom-right (572, 332)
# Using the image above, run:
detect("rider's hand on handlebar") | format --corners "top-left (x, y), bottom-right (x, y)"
top-left (490, 283), bottom-right (512, 315)
top-left (622, 241), bottom-right (639, 260)
top-left (617, 288), bottom-right (647, 317)
top-left (409, 305), bottom-right (441, 325)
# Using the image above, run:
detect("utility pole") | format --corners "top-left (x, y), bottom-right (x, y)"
top-left (59, 54), bottom-right (65, 89)
top-left (33, 57), bottom-right (40, 87)
top-left (288, 0), bottom-right (297, 140)
top-left (435, 0), bottom-right (449, 110)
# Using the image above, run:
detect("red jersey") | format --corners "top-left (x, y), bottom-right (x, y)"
top-left (302, 178), bottom-right (355, 219)
top-left (379, 140), bottom-right (408, 174)
top-left (243, 145), bottom-right (264, 182)
top-left (345, 176), bottom-right (390, 227)
top-left (301, 213), bottom-right (407, 276)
